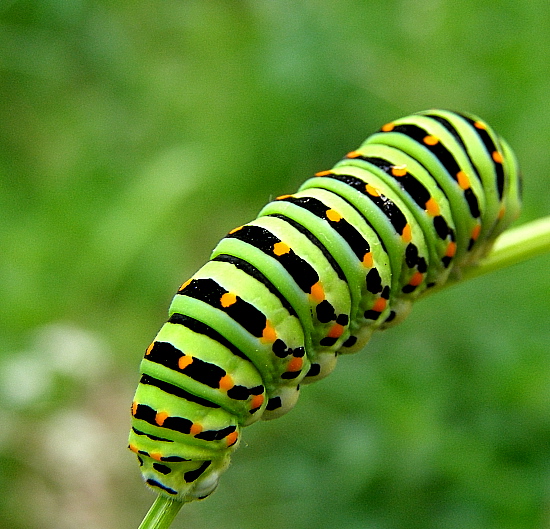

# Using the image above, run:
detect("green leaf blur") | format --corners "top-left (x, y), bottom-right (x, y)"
top-left (0, 1), bottom-right (548, 528)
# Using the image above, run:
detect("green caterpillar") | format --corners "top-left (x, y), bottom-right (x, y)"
top-left (129, 109), bottom-right (521, 502)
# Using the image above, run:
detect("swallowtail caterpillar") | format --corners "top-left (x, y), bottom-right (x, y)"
top-left (129, 109), bottom-right (521, 503)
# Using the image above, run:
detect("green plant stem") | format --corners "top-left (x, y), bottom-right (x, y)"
top-left (423, 216), bottom-right (550, 297)
top-left (463, 215), bottom-right (550, 281)
top-left (138, 496), bottom-right (184, 529)
top-left (136, 216), bottom-right (550, 529)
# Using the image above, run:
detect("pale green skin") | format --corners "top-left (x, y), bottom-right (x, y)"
top-left (129, 110), bottom-right (521, 502)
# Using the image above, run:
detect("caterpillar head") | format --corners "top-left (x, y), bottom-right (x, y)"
top-left (130, 446), bottom-right (231, 502)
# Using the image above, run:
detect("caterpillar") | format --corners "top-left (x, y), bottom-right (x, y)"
top-left (129, 109), bottom-right (521, 502)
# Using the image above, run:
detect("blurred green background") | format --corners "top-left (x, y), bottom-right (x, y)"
top-left (1, 1), bottom-right (549, 528)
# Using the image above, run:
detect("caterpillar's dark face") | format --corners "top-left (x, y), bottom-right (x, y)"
top-left (129, 109), bottom-right (521, 502)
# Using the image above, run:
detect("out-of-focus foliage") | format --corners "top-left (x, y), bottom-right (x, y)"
top-left (0, 1), bottom-right (549, 528)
